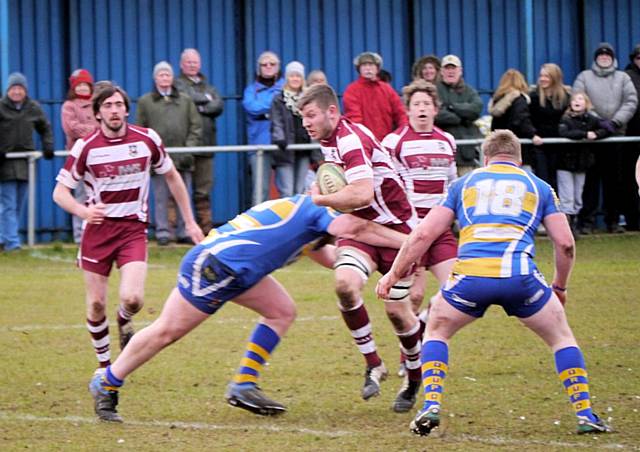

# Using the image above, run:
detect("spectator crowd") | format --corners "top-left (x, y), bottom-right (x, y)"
top-left (1, 42), bottom-right (640, 249)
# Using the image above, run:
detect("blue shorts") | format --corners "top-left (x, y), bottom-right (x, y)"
top-left (177, 244), bottom-right (252, 315)
top-left (441, 271), bottom-right (552, 318)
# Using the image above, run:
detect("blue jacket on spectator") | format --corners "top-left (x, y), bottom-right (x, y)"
top-left (242, 77), bottom-right (284, 145)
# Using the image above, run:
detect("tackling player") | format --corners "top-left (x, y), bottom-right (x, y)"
top-left (88, 195), bottom-right (409, 422)
top-left (377, 130), bottom-right (612, 436)
top-left (53, 84), bottom-right (204, 372)
top-left (299, 84), bottom-right (423, 411)
top-left (381, 80), bottom-right (458, 407)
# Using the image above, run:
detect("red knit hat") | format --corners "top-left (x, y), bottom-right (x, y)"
top-left (69, 69), bottom-right (94, 90)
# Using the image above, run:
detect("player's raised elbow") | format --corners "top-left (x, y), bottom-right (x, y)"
top-left (556, 236), bottom-right (575, 260)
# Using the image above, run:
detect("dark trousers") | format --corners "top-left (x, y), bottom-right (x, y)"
top-left (533, 146), bottom-right (557, 191)
top-left (579, 145), bottom-right (624, 228)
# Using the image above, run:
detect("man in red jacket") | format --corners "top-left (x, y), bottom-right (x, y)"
top-left (343, 52), bottom-right (407, 141)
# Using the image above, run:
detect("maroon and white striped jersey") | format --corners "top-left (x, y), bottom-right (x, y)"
top-left (56, 125), bottom-right (173, 223)
top-left (319, 116), bottom-right (416, 227)
top-left (382, 125), bottom-right (457, 218)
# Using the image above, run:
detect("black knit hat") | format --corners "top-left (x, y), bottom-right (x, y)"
top-left (594, 42), bottom-right (615, 60)
top-left (630, 44), bottom-right (640, 62)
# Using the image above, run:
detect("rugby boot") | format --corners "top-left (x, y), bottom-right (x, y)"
top-left (397, 362), bottom-right (407, 378)
top-left (118, 320), bottom-right (135, 351)
top-left (225, 384), bottom-right (286, 416)
top-left (89, 369), bottom-right (123, 422)
top-left (362, 362), bottom-right (388, 400)
top-left (577, 414), bottom-right (613, 434)
top-left (392, 376), bottom-right (421, 413)
top-left (410, 405), bottom-right (441, 436)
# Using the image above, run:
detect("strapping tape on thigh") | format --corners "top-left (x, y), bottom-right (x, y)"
top-left (387, 278), bottom-right (412, 302)
top-left (334, 248), bottom-right (372, 281)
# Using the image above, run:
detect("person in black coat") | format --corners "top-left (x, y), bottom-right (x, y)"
top-left (529, 63), bottom-right (571, 189)
top-left (557, 92), bottom-right (610, 235)
top-left (270, 61), bottom-right (311, 196)
top-left (0, 72), bottom-right (54, 251)
top-left (489, 69), bottom-right (541, 169)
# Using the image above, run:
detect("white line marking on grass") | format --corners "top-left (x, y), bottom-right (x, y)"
top-left (0, 412), bottom-right (633, 448)
top-left (0, 412), bottom-right (351, 438)
top-left (2, 315), bottom-right (340, 332)
top-left (28, 251), bottom-right (168, 269)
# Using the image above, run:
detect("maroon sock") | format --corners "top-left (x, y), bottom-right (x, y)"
top-left (397, 322), bottom-right (422, 381)
top-left (87, 316), bottom-right (110, 368)
top-left (340, 302), bottom-right (382, 368)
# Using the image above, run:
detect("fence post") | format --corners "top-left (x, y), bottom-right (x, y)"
top-left (27, 153), bottom-right (37, 247)
top-left (256, 147), bottom-right (264, 204)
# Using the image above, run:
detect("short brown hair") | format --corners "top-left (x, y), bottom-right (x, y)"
top-left (402, 80), bottom-right (440, 108)
top-left (92, 84), bottom-right (131, 117)
top-left (297, 84), bottom-right (339, 112)
top-left (482, 129), bottom-right (521, 161)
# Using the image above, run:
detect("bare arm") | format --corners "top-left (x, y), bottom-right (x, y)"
top-left (543, 212), bottom-right (575, 305)
top-left (306, 244), bottom-right (337, 269)
top-left (376, 206), bottom-right (454, 298)
top-left (327, 214), bottom-right (408, 248)
top-left (311, 178), bottom-right (374, 212)
top-left (52, 182), bottom-right (105, 224)
top-left (163, 167), bottom-right (205, 243)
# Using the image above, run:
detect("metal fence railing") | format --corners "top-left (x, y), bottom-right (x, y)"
top-left (5, 135), bottom-right (640, 246)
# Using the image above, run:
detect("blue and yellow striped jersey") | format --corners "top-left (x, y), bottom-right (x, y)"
top-left (201, 195), bottom-right (338, 284)
top-left (442, 162), bottom-right (559, 277)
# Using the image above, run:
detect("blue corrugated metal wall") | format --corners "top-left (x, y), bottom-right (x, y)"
top-left (583, 0), bottom-right (640, 68)
top-left (413, 0), bottom-right (531, 109)
top-left (3, 0), bottom-right (639, 242)
top-left (65, 0), bottom-right (243, 233)
top-left (531, 0), bottom-right (581, 84)
top-left (245, 0), bottom-right (411, 95)
top-left (414, 0), bottom-right (585, 94)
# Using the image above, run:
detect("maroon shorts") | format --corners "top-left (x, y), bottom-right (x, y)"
top-left (336, 222), bottom-right (412, 275)
top-left (419, 228), bottom-right (458, 269)
top-left (336, 238), bottom-right (400, 275)
top-left (79, 219), bottom-right (148, 276)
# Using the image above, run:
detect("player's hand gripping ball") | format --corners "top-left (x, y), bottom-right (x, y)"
top-left (316, 163), bottom-right (348, 195)
top-left (315, 163), bottom-right (353, 213)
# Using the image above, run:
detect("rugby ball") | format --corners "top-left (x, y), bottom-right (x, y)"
top-left (316, 163), bottom-right (348, 195)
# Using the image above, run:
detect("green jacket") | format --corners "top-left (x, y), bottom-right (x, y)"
top-left (434, 79), bottom-right (483, 167)
top-left (174, 72), bottom-right (224, 148)
top-left (0, 96), bottom-right (54, 181)
top-left (136, 86), bottom-right (202, 171)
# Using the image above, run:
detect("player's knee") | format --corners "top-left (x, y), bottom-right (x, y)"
top-left (335, 278), bottom-right (359, 309)
top-left (121, 293), bottom-right (144, 314)
top-left (277, 300), bottom-right (297, 325)
top-left (156, 324), bottom-right (184, 347)
top-left (425, 300), bottom-right (451, 333)
top-left (87, 297), bottom-right (107, 317)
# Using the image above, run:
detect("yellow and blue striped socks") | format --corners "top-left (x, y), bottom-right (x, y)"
top-left (421, 340), bottom-right (449, 411)
top-left (555, 346), bottom-right (596, 422)
top-left (232, 323), bottom-right (280, 387)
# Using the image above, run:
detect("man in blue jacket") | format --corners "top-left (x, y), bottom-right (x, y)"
top-left (242, 51), bottom-right (284, 206)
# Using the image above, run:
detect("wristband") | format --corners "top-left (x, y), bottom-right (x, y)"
top-left (552, 284), bottom-right (567, 292)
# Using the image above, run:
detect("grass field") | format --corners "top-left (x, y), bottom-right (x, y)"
top-left (1, 234), bottom-right (639, 451)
